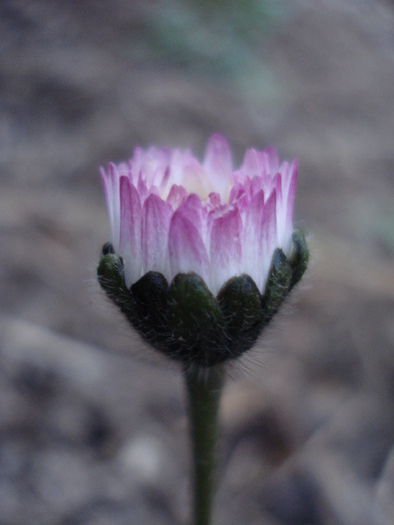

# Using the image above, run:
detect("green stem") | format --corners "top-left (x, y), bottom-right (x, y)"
top-left (184, 365), bottom-right (224, 525)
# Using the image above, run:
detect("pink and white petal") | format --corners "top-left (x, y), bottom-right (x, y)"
top-left (168, 211), bottom-right (211, 289)
top-left (137, 149), bottom-right (166, 190)
top-left (226, 182), bottom-right (250, 221)
top-left (207, 192), bottom-right (221, 209)
top-left (228, 182), bottom-right (246, 205)
top-left (272, 173), bottom-right (283, 201)
top-left (134, 147), bottom-right (170, 183)
top-left (148, 184), bottom-right (160, 198)
top-left (263, 147), bottom-right (279, 175)
top-left (181, 161), bottom-right (213, 200)
top-left (107, 163), bottom-right (121, 250)
top-left (231, 169), bottom-right (247, 186)
top-left (243, 190), bottom-right (265, 290)
top-left (258, 172), bottom-right (275, 194)
top-left (203, 134), bottom-right (232, 196)
top-left (100, 167), bottom-right (116, 245)
top-left (139, 164), bottom-right (155, 190)
top-left (169, 150), bottom-right (197, 186)
top-left (137, 174), bottom-right (149, 204)
top-left (101, 137), bottom-right (300, 296)
top-left (260, 190), bottom-right (278, 288)
top-left (176, 193), bottom-right (205, 235)
top-left (159, 166), bottom-right (170, 194)
top-left (183, 193), bottom-right (213, 247)
top-left (100, 166), bottom-right (112, 213)
top-left (243, 189), bottom-right (278, 292)
top-left (142, 194), bottom-right (172, 278)
top-left (127, 160), bottom-right (136, 184)
top-left (271, 173), bottom-right (285, 246)
top-left (232, 190), bottom-right (250, 219)
top-left (250, 175), bottom-right (264, 198)
top-left (116, 161), bottom-right (130, 178)
top-left (152, 148), bottom-right (171, 175)
top-left (119, 176), bottom-right (142, 286)
top-left (209, 207), bottom-right (242, 293)
top-left (130, 146), bottom-right (147, 178)
top-left (166, 184), bottom-right (188, 210)
top-left (241, 148), bottom-right (261, 177)
top-left (284, 159), bottom-right (298, 249)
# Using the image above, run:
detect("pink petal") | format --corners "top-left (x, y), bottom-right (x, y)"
top-left (272, 172), bottom-right (282, 200)
top-left (272, 173), bottom-right (283, 218)
top-left (250, 175), bottom-right (264, 197)
top-left (207, 192), bottom-right (221, 208)
top-left (232, 190), bottom-right (250, 218)
top-left (209, 207), bottom-right (242, 293)
top-left (285, 159), bottom-right (298, 245)
top-left (169, 150), bottom-right (195, 185)
top-left (119, 176), bottom-right (142, 286)
top-left (105, 163), bottom-right (121, 250)
top-left (142, 193), bottom-right (172, 277)
top-left (100, 166), bottom-right (116, 246)
top-left (130, 147), bottom-right (146, 181)
top-left (203, 134), bottom-right (232, 194)
top-left (228, 183), bottom-right (250, 217)
top-left (100, 167), bottom-right (112, 213)
top-left (271, 172), bottom-right (288, 249)
top-left (132, 146), bottom-right (170, 185)
top-left (261, 190), bottom-right (278, 286)
top-left (168, 210), bottom-right (211, 288)
top-left (166, 184), bottom-right (188, 210)
top-left (243, 189), bottom-right (277, 291)
top-left (137, 174), bottom-right (149, 203)
top-left (181, 162), bottom-right (213, 199)
top-left (228, 182), bottom-right (246, 205)
top-left (176, 193), bottom-right (205, 240)
top-left (241, 148), bottom-right (260, 176)
top-left (263, 147), bottom-right (279, 175)
top-left (158, 166), bottom-right (170, 193)
top-left (243, 190), bottom-right (265, 290)
top-left (100, 136), bottom-right (299, 295)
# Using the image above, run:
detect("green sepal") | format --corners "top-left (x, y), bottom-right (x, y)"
top-left (217, 275), bottom-right (263, 358)
top-left (101, 242), bottom-right (115, 256)
top-left (97, 252), bottom-right (138, 324)
top-left (167, 273), bottom-right (228, 367)
top-left (97, 253), bottom-right (128, 299)
top-left (261, 248), bottom-right (292, 325)
top-left (130, 272), bottom-right (174, 355)
top-left (289, 229), bottom-right (309, 290)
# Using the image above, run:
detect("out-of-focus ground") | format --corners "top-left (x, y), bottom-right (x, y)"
top-left (0, 1), bottom-right (393, 524)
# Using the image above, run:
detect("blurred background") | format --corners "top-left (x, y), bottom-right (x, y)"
top-left (0, 1), bottom-right (393, 524)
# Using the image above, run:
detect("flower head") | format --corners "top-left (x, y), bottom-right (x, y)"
top-left (98, 134), bottom-right (308, 367)
top-left (101, 134), bottom-right (297, 295)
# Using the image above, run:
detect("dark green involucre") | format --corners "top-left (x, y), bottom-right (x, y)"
top-left (97, 231), bottom-right (309, 367)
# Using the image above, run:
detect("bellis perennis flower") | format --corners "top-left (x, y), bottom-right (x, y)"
top-left (98, 134), bottom-right (308, 367)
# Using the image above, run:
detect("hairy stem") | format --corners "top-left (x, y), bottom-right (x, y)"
top-left (184, 365), bottom-right (224, 525)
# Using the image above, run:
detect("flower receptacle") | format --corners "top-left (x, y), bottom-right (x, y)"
top-left (97, 231), bottom-right (308, 367)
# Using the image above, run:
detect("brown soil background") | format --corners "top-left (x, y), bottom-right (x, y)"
top-left (0, 1), bottom-right (393, 524)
